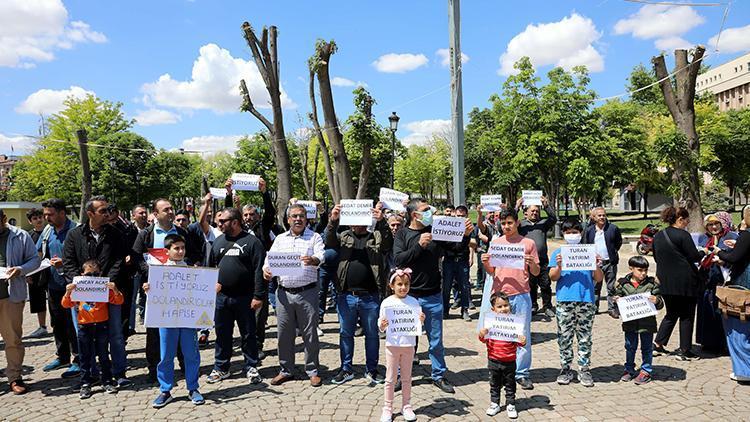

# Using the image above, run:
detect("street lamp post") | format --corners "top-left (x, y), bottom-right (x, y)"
top-left (388, 112), bottom-right (400, 189)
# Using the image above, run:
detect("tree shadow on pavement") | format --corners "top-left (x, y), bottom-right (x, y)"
top-left (414, 397), bottom-right (472, 419)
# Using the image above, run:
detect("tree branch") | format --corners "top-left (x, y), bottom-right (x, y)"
top-left (652, 54), bottom-right (680, 122)
top-left (239, 79), bottom-right (273, 132)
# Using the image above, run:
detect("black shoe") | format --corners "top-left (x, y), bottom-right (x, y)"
top-left (79, 384), bottom-right (92, 399)
top-left (461, 310), bottom-right (472, 322)
top-left (653, 343), bottom-right (669, 356)
top-left (443, 312), bottom-right (450, 319)
top-left (433, 378), bottom-right (455, 394)
top-left (516, 377), bottom-right (534, 390)
top-left (531, 305), bottom-right (539, 315)
top-left (450, 302), bottom-right (460, 310)
top-left (258, 350), bottom-right (266, 361)
top-left (675, 350), bottom-right (701, 361)
top-left (318, 315), bottom-right (324, 324)
top-left (331, 370), bottom-right (354, 385)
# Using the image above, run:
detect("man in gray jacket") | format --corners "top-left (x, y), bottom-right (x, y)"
top-left (0, 209), bottom-right (41, 394)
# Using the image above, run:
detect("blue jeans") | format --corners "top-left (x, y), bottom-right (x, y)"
top-left (509, 292), bottom-right (532, 379)
top-left (318, 249), bottom-right (339, 317)
top-left (417, 293), bottom-right (447, 381)
top-left (78, 322), bottom-right (111, 384)
top-left (107, 304), bottom-right (127, 377)
top-left (268, 279), bottom-right (278, 310)
top-left (625, 331), bottom-right (654, 374)
top-left (158, 328), bottom-right (200, 392)
top-left (71, 306), bottom-right (99, 377)
top-left (213, 293), bottom-right (258, 372)
top-left (129, 272), bottom-right (143, 330)
top-left (442, 260), bottom-right (470, 311)
top-left (337, 292), bottom-right (380, 373)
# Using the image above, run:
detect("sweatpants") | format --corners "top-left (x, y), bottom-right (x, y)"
top-left (384, 345), bottom-right (415, 414)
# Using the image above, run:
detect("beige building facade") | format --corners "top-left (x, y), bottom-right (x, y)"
top-left (696, 51), bottom-right (750, 112)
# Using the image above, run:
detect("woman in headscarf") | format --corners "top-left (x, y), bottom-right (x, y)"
top-left (696, 212), bottom-right (738, 354)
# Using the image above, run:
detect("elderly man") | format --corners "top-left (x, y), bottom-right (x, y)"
top-left (0, 208), bottom-right (41, 394)
top-left (583, 207), bottom-right (622, 315)
top-left (263, 204), bottom-right (325, 387)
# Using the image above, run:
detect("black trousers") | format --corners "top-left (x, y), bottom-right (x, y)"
top-left (255, 298), bottom-right (269, 351)
top-left (48, 289), bottom-right (78, 364)
top-left (655, 294), bottom-right (697, 353)
top-left (488, 358), bottom-right (516, 405)
top-left (529, 265), bottom-right (552, 309)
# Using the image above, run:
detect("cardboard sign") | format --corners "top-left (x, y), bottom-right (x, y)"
top-left (26, 258), bottom-right (52, 277)
top-left (488, 243), bottom-right (526, 269)
top-left (209, 187), bottom-right (227, 200)
top-left (561, 245), bottom-right (597, 271)
top-left (340, 199), bottom-right (373, 226)
top-left (385, 306), bottom-right (422, 337)
top-left (71, 276), bottom-right (110, 303)
top-left (231, 173), bottom-right (260, 191)
top-left (483, 311), bottom-right (525, 342)
top-left (617, 293), bottom-right (658, 322)
top-left (431, 216), bottom-right (466, 242)
top-left (144, 265), bottom-right (219, 328)
top-left (522, 190), bottom-right (543, 206)
top-left (297, 200), bottom-right (318, 219)
top-left (379, 187), bottom-right (409, 212)
top-left (481, 195), bottom-right (503, 211)
top-left (266, 252), bottom-right (304, 277)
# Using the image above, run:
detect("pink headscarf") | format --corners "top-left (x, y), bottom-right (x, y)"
top-left (389, 267), bottom-right (412, 284)
top-left (714, 211), bottom-right (734, 233)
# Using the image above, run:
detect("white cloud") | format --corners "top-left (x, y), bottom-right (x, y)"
top-left (498, 13), bottom-right (604, 76)
top-left (141, 43), bottom-right (296, 113)
top-left (331, 77), bottom-right (368, 88)
top-left (614, 5), bottom-right (704, 50)
top-left (709, 24), bottom-right (750, 54)
top-left (15, 85), bottom-right (95, 115)
top-left (0, 133), bottom-right (36, 155)
top-left (0, 0), bottom-right (106, 68)
top-left (401, 119), bottom-right (451, 146)
top-left (372, 53), bottom-right (428, 73)
top-left (180, 134), bottom-right (243, 155)
top-left (436, 48), bottom-right (469, 67)
top-left (133, 109), bottom-right (181, 126)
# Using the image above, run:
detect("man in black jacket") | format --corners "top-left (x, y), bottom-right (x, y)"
top-left (517, 196), bottom-right (557, 317)
top-left (441, 205), bottom-right (474, 322)
top-left (583, 207), bottom-right (623, 315)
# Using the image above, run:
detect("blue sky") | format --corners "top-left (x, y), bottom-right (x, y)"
top-left (1, 0), bottom-right (749, 156)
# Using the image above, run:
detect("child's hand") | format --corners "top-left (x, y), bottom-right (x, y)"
top-left (556, 254), bottom-right (562, 268)
top-left (612, 295), bottom-right (620, 303)
top-left (479, 328), bottom-right (489, 338)
top-left (517, 334), bottom-right (527, 346)
top-left (481, 253), bottom-right (490, 265)
top-left (107, 282), bottom-right (116, 290)
top-left (215, 283), bottom-right (222, 293)
top-left (419, 312), bottom-right (425, 323)
top-left (379, 318), bottom-right (388, 331)
top-left (143, 282), bottom-right (150, 293)
top-left (649, 295), bottom-right (658, 304)
top-left (65, 283), bottom-right (76, 292)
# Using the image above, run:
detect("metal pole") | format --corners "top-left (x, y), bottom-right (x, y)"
top-left (448, 0), bottom-right (465, 205)
top-left (391, 131), bottom-right (396, 189)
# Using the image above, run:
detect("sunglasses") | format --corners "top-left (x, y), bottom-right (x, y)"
top-left (217, 218), bottom-right (234, 225)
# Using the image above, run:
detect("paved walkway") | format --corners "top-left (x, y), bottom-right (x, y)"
top-left (2, 245), bottom-right (749, 421)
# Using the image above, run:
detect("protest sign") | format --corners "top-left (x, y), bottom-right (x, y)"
top-left (431, 216), bottom-right (466, 242)
top-left (297, 200), bottom-right (318, 219)
top-left (480, 195), bottom-right (503, 211)
top-left (340, 199), bottom-right (373, 226)
top-left (488, 243), bottom-right (526, 269)
top-left (144, 265), bottom-right (218, 328)
top-left (209, 187), bottom-right (227, 200)
top-left (561, 245), bottom-right (597, 271)
top-left (26, 258), bottom-right (52, 277)
top-left (71, 276), bottom-right (109, 303)
top-left (483, 312), bottom-right (525, 342)
top-left (231, 173), bottom-right (260, 191)
top-left (522, 190), bottom-right (543, 206)
top-left (385, 306), bottom-right (421, 337)
top-left (617, 293), bottom-right (658, 322)
top-left (266, 252), bottom-right (304, 277)
top-left (379, 187), bottom-right (409, 212)
top-left (0, 267), bottom-right (9, 279)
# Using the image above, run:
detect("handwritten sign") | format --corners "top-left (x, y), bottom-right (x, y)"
top-left (71, 276), bottom-right (109, 303)
top-left (297, 200), bottom-right (318, 219)
top-left (385, 306), bottom-right (421, 337)
top-left (0, 267), bottom-right (9, 279)
top-left (483, 312), bottom-right (525, 342)
top-left (26, 258), bottom-right (52, 277)
top-left (431, 216), bottom-right (466, 242)
top-left (379, 187), bottom-right (409, 212)
top-left (231, 173), bottom-right (260, 191)
top-left (522, 190), bottom-right (543, 206)
top-left (488, 243), bottom-right (525, 269)
top-left (144, 266), bottom-right (218, 328)
top-left (481, 195), bottom-right (503, 211)
top-left (340, 199), bottom-right (373, 226)
top-left (561, 245), bottom-right (597, 271)
top-left (617, 293), bottom-right (658, 322)
top-left (267, 252), bottom-right (304, 277)
top-left (209, 187), bottom-right (227, 200)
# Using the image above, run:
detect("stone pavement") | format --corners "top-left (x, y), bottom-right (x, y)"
top-left (2, 244), bottom-right (749, 421)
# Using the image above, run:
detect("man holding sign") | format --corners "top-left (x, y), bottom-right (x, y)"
top-left (481, 208), bottom-right (539, 390)
top-left (516, 194), bottom-right (556, 317)
top-left (439, 205), bottom-right (474, 322)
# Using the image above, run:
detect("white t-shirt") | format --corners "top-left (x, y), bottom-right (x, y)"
top-left (594, 228), bottom-right (610, 260)
top-left (379, 295), bottom-right (421, 347)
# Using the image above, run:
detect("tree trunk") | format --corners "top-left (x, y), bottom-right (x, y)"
top-left (307, 68), bottom-right (340, 203)
top-left (653, 46), bottom-right (706, 232)
top-left (299, 140), bottom-right (312, 199)
top-left (311, 143), bottom-right (320, 201)
top-left (76, 129), bottom-right (92, 225)
top-left (642, 186), bottom-right (649, 219)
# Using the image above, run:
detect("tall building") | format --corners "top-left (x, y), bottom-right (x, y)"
top-left (696, 51), bottom-right (750, 112)
top-left (0, 155), bottom-right (20, 191)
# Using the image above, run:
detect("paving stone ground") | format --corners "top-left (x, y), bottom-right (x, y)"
top-left (1, 242), bottom-right (749, 421)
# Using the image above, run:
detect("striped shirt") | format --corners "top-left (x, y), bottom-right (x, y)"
top-left (263, 228), bottom-right (325, 288)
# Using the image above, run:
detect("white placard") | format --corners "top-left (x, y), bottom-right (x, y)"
top-left (483, 311), bottom-right (525, 342)
top-left (617, 293), bottom-right (658, 322)
top-left (209, 187), bottom-right (227, 199)
top-left (690, 232), bottom-right (702, 248)
top-left (0, 267), bottom-right (9, 279)
top-left (431, 216), bottom-right (466, 242)
top-left (267, 252), bottom-right (304, 277)
top-left (488, 243), bottom-right (526, 269)
top-left (26, 259), bottom-right (52, 277)
top-left (71, 276), bottom-right (110, 303)
top-left (561, 245), bottom-right (597, 271)
top-left (481, 195), bottom-right (504, 211)
top-left (144, 266), bottom-right (218, 328)
top-left (522, 190), bottom-right (543, 206)
top-left (385, 306), bottom-right (422, 337)
top-left (340, 199), bottom-right (373, 226)
top-left (231, 173), bottom-right (260, 191)
top-left (379, 187), bottom-right (409, 212)
top-left (296, 200), bottom-right (318, 219)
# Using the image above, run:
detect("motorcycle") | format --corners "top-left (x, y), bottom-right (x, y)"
top-left (637, 224), bottom-right (660, 255)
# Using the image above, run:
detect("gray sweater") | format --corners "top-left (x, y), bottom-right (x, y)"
top-left (2, 225), bottom-right (42, 303)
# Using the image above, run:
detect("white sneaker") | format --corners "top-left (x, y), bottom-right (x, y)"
top-left (506, 404), bottom-right (518, 419)
top-left (380, 410), bottom-right (392, 422)
top-left (486, 403), bottom-right (501, 416)
top-left (402, 405), bottom-right (417, 421)
top-left (316, 327), bottom-right (324, 337)
top-left (27, 326), bottom-right (48, 338)
top-left (730, 372), bottom-right (750, 381)
top-left (247, 367), bottom-right (262, 384)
